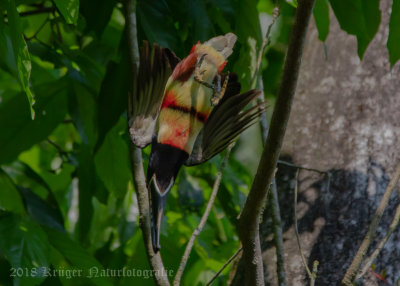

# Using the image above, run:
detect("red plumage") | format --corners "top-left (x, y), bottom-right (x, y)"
top-left (171, 53), bottom-right (197, 82)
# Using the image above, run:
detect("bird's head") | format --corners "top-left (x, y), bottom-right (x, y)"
top-left (147, 141), bottom-right (188, 252)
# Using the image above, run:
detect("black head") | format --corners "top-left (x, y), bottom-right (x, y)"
top-left (147, 141), bottom-right (188, 252)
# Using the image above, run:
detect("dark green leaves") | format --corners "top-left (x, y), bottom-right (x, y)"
top-left (313, 0), bottom-right (330, 42)
top-left (0, 215), bottom-right (51, 286)
top-left (329, 0), bottom-right (381, 58)
top-left (0, 81), bottom-right (68, 164)
top-left (5, 0), bottom-right (35, 118)
top-left (80, 0), bottom-right (116, 37)
top-left (137, 0), bottom-right (180, 51)
top-left (53, 0), bottom-right (80, 25)
top-left (388, 0), bottom-right (400, 67)
top-left (44, 227), bottom-right (113, 286)
top-left (96, 53), bottom-right (130, 150)
top-left (187, 0), bottom-right (214, 42)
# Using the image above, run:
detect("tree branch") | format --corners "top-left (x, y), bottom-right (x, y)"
top-left (269, 180), bottom-right (287, 286)
top-left (125, 1), bottom-right (170, 285)
top-left (258, 77), bottom-right (287, 286)
top-left (237, 0), bottom-right (316, 284)
top-left (342, 161), bottom-right (400, 285)
top-left (357, 201), bottom-right (400, 280)
top-left (174, 146), bottom-right (232, 286)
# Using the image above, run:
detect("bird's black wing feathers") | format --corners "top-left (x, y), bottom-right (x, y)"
top-left (128, 41), bottom-right (180, 148)
top-left (185, 74), bottom-right (266, 166)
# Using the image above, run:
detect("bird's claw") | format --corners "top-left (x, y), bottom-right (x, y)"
top-left (194, 54), bottom-right (229, 106)
top-left (211, 73), bottom-right (229, 106)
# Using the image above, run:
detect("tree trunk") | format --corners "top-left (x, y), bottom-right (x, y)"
top-left (233, 0), bottom-right (400, 285)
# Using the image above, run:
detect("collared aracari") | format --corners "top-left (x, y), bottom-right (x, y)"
top-left (128, 33), bottom-right (266, 252)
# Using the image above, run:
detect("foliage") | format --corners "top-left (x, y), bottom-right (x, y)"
top-left (0, 0), bottom-right (398, 285)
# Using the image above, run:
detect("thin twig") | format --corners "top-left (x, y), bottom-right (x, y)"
top-left (357, 201), bottom-right (400, 279)
top-left (237, 0), bottom-right (316, 284)
top-left (293, 170), bottom-right (313, 280)
top-left (125, 0), bottom-right (170, 285)
top-left (277, 159), bottom-right (332, 197)
top-left (206, 247), bottom-right (243, 286)
top-left (20, 7), bottom-right (55, 17)
top-left (252, 7), bottom-right (281, 89)
top-left (311, 261), bottom-right (319, 286)
top-left (3, 7), bottom-right (55, 19)
top-left (47, 138), bottom-right (67, 155)
top-left (173, 146), bottom-right (233, 286)
top-left (52, 9), bottom-right (63, 43)
top-left (25, 15), bottom-right (49, 40)
top-left (277, 160), bottom-right (327, 174)
top-left (342, 161), bottom-right (400, 285)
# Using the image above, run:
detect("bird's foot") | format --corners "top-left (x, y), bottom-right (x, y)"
top-left (211, 73), bottom-right (229, 106)
top-left (194, 54), bottom-right (229, 106)
top-left (194, 54), bottom-right (214, 89)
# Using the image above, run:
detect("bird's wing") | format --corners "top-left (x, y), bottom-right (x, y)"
top-left (128, 41), bottom-right (180, 148)
top-left (185, 74), bottom-right (266, 166)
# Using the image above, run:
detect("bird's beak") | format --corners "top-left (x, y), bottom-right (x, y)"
top-left (149, 175), bottom-right (174, 252)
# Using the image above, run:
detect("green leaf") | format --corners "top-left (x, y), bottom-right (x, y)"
top-left (95, 118), bottom-right (131, 198)
top-left (44, 227), bottom-right (113, 286)
top-left (235, 0), bottom-right (263, 45)
top-left (6, 0), bottom-right (35, 118)
top-left (137, 0), bottom-right (180, 51)
top-left (80, 0), bottom-right (116, 37)
top-left (96, 50), bottom-right (129, 151)
top-left (18, 187), bottom-right (65, 232)
top-left (77, 144), bottom-right (95, 242)
top-left (53, 0), bottom-right (80, 25)
top-left (232, 0), bottom-right (263, 91)
top-left (286, 0), bottom-right (298, 8)
top-left (187, 0), bottom-right (214, 42)
top-left (329, 0), bottom-right (381, 58)
top-left (313, 0), bottom-right (330, 42)
top-left (0, 81), bottom-right (68, 164)
top-left (0, 169), bottom-right (25, 214)
top-left (73, 83), bottom-right (98, 147)
top-left (388, 0), bottom-right (400, 67)
top-left (0, 215), bottom-right (51, 286)
top-left (3, 161), bottom-right (52, 195)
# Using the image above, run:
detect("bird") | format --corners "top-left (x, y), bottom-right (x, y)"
top-left (128, 33), bottom-right (265, 252)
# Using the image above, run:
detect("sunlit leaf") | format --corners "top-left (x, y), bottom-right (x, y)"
top-left (6, 0), bottom-right (35, 118)
top-left (0, 169), bottom-right (25, 214)
top-left (54, 0), bottom-right (80, 25)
